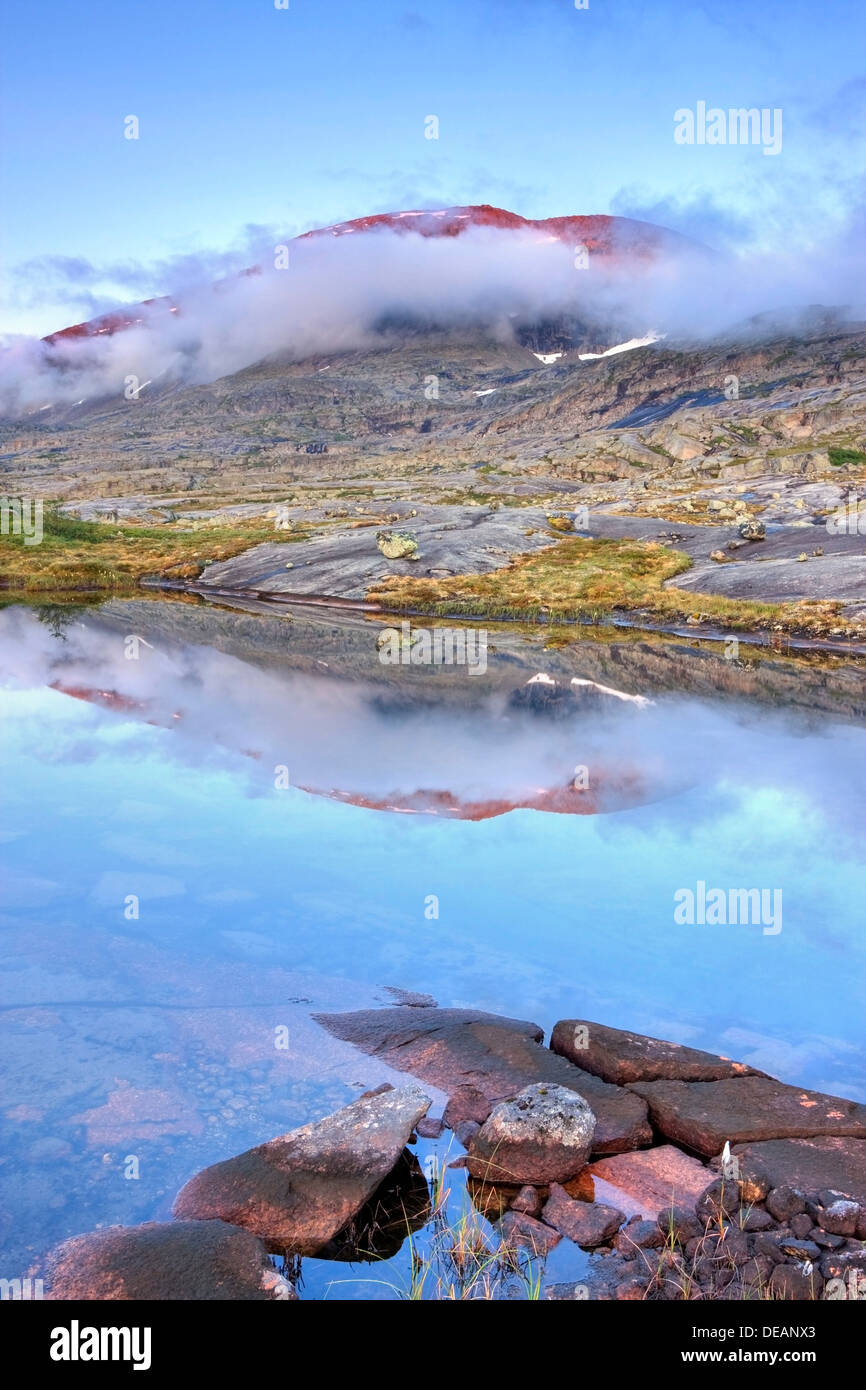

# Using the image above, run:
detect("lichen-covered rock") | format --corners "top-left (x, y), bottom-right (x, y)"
top-left (377, 529), bottom-right (419, 560)
top-left (467, 1083), bottom-right (596, 1184)
top-left (812, 1197), bottom-right (860, 1236)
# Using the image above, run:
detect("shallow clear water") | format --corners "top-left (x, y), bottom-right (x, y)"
top-left (1, 603), bottom-right (865, 1294)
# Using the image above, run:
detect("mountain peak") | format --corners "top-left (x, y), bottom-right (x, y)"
top-left (42, 205), bottom-right (691, 346)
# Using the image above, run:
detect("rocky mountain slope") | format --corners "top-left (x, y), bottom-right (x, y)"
top-left (3, 206), bottom-right (866, 635)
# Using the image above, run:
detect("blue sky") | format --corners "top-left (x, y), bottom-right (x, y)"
top-left (1, 0), bottom-right (864, 334)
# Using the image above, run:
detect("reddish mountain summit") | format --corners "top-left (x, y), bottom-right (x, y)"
top-left (42, 204), bottom-right (692, 345)
top-left (48, 680), bottom-right (656, 820)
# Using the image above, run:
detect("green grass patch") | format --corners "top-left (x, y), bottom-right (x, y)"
top-left (367, 534), bottom-right (843, 636)
top-left (0, 504), bottom-right (302, 595)
top-left (829, 446), bottom-right (866, 468)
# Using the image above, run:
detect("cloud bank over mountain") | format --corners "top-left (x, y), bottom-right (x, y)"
top-left (1, 204), bottom-right (865, 416)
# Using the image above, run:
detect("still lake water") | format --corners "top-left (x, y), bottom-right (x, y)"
top-left (1, 600), bottom-right (865, 1294)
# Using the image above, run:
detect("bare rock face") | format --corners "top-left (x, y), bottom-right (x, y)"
top-left (466, 1083), bottom-right (596, 1185)
top-left (173, 1085), bottom-right (430, 1255)
top-left (732, 1136), bottom-right (866, 1205)
top-left (550, 1019), bottom-right (763, 1085)
top-left (587, 1144), bottom-right (711, 1220)
top-left (315, 1007), bottom-right (651, 1154)
top-left (627, 1077), bottom-right (866, 1157)
top-left (46, 1220), bottom-right (294, 1301)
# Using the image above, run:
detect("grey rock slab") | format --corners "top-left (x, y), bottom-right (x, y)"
top-left (173, 1084), bottom-right (430, 1254)
top-left (670, 552), bottom-right (866, 604)
top-left (197, 505), bottom-right (558, 600)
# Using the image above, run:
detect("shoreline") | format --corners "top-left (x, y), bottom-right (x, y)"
top-left (38, 1007), bottom-right (866, 1302)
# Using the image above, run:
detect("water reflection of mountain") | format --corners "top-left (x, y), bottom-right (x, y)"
top-left (17, 593), bottom-right (863, 826)
top-left (88, 594), bottom-right (866, 721)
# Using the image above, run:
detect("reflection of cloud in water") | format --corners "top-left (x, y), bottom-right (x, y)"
top-left (0, 606), bottom-right (679, 814)
top-left (3, 605), bottom-right (866, 832)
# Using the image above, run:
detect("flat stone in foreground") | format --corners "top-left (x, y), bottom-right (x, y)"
top-left (551, 1019), bottom-right (762, 1085)
top-left (628, 1076), bottom-right (866, 1157)
top-left (46, 1221), bottom-right (293, 1300)
top-left (732, 1136), bottom-right (866, 1204)
top-left (315, 1007), bottom-right (651, 1154)
top-left (587, 1144), bottom-right (711, 1220)
top-left (173, 1084), bottom-right (430, 1255)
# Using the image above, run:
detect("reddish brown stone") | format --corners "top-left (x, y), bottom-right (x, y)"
top-left (46, 1221), bottom-right (294, 1301)
top-left (769, 1264), bottom-right (823, 1300)
top-left (695, 1177), bottom-right (742, 1223)
top-left (628, 1077), bottom-right (866, 1157)
top-left (587, 1144), bottom-right (711, 1219)
top-left (657, 1205), bottom-right (702, 1244)
top-left (733, 1136), bottom-right (866, 1204)
top-left (541, 1184), bottom-right (624, 1248)
top-left (511, 1185), bottom-right (542, 1217)
top-left (740, 1253), bottom-right (774, 1288)
top-left (819, 1246), bottom-right (866, 1280)
top-left (742, 1208), bottom-right (775, 1233)
top-left (765, 1185), bottom-right (807, 1222)
top-left (453, 1120), bottom-right (480, 1147)
top-left (496, 1211), bottom-right (561, 1256)
top-left (551, 1019), bottom-right (762, 1085)
top-left (614, 1216), bottom-right (665, 1251)
top-left (443, 1085), bottom-right (492, 1130)
top-left (615, 1278), bottom-right (648, 1299)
